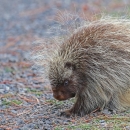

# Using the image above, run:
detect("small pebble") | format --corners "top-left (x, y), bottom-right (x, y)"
top-left (99, 120), bottom-right (105, 123)
top-left (5, 86), bottom-right (10, 91)
top-left (102, 109), bottom-right (111, 115)
top-left (0, 88), bottom-right (5, 93)
top-left (17, 119), bottom-right (25, 125)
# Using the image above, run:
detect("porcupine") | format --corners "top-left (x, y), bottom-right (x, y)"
top-left (47, 17), bottom-right (130, 117)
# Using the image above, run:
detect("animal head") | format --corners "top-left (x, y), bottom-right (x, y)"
top-left (49, 60), bottom-right (78, 101)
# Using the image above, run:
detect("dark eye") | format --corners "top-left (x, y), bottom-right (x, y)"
top-left (64, 80), bottom-right (69, 86)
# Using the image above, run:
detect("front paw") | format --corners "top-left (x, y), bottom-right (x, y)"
top-left (60, 109), bottom-right (72, 117)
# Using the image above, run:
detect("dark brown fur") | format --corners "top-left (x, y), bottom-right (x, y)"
top-left (48, 18), bottom-right (130, 116)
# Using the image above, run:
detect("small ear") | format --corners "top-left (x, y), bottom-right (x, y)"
top-left (64, 62), bottom-right (76, 71)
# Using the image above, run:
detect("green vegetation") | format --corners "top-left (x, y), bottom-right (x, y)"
top-left (26, 88), bottom-right (43, 96)
top-left (2, 99), bottom-right (22, 106)
top-left (4, 67), bottom-right (14, 73)
top-left (11, 100), bottom-right (23, 105)
top-left (46, 99), bottom-right (65, 106)
top-left (46, 98), bottom-right (75, 106)
top-left (54, 114), bottom-right (130, 130)
top-left (55, 123), bottom-right (93, 130)
top-left (2, 99), bottom-right (11, 105)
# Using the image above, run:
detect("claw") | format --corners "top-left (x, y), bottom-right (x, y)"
top-left (60, 109), bottom-right (72, 117)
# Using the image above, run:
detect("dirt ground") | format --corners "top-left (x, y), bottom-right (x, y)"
top-left (0, 0), bottom-right (130, 130)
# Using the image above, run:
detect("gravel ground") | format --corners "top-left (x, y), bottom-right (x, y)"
top-left (0, 0), bottom-right (130, 130)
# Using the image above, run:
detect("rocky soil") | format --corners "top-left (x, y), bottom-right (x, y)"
top-left (0, 0), bottom-right (130, 130)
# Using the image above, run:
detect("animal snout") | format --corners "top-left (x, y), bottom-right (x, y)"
top-left (53, 90), bottom-right (66, 101)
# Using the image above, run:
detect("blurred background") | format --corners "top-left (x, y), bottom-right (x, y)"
top-left (0, 0), bottom-right (130, 46)
top-left (0, 0), bottom-right (130, 129)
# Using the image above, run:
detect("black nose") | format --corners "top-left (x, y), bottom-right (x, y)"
top-left (71, 93), bottom-right (76, 97)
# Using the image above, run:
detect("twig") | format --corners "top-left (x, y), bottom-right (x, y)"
top-left (0, 125), bottom-right (12, 130)
top-left (18, 94), bottom-right (37, 103)
top-left (97, 115), bottom-right (130, 121)
top-left (17, 109), bottom-right (32, 116)
top-left (90, 107), bottom-right (100, 113)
